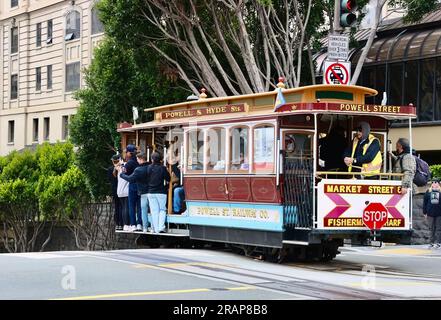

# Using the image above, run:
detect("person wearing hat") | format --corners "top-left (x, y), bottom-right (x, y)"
top-left (112, 154), bottom-right (130, 231)
top-left (121, 152), bottom-right (151, 232)
top-left (423, 178), bottom-right (441, 249)
top-left (108, 154), bottom-right (123, 230)
top-left (390, 138), bottom-right (416, 195)
top-left (123, 144), bottom-right (142, 232)
top-left (343, 121), bottom-right (382, 179)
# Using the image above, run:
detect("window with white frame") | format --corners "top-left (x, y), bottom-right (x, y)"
top-left (11, 27), bottom-right (18, 54)
top-left (65, 10), bottom-right (80, 41)
top-left (47, 20), bottom-right (53, 44)
top-left (10, 74), bottom-right (18, 100)
top-left (253, 125), bottom-right (275, 173)
top-left (65, 62), bottom-right (80, 92)
top-left (8, 120), bottom-right (15, 144)
top-left (36, 22), bottom-right (42, 47)
top-left (91, 6), bottom-right (104, 35)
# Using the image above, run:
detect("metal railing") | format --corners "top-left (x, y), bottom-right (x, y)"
top-left (283, 157), bottom-right (314, 229)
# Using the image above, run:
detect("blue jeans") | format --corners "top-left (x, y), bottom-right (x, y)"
top-left (140, 194), bottom-right (150, 230)
top-left (173, 187), bottom-right (185, 213)
top-left (128, 184), bottom-right (141, 226)
top-left (147, 193), bottom-right (167, 233)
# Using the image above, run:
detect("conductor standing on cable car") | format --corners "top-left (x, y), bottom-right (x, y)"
top-left (343, 121), bottom-right (382, 179)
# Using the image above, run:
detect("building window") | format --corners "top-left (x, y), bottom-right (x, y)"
top-left (11, 27), bottom-right (18, 54)
top-left (44, 117), bottom-right (50, 141)
top-left (206, 128), bottom-right (226, 172)
top-left (65, 11), bottom-right (80, 41)
top-left (10, 74), bottom-right (18, 100)
top-left (11, 0), bottom-right (18, 8)
top-left (36, 67), bottom-right (42, 91)
top-left (8, 121), bottom-right (15, 144)
top-left (187, 129), bottom-right (204, 172)
top-left (91, 6), bottom-right (104, 35)
top-left (62, 116), bottom-right (69, 140)
top-left (33, 118), bottom-right (39, 142)
top-left (253, 125), bottom-right (275, 173)
top-left (47, 65), bottom-right (53, 90)
top-left (229, 127), bottom-right (249, 172)
top-left (47, 20), bottom-right (53, 44)
top-left (65, 62), bottom-right (80, 92)
top-left (36, 22), bottom-right (42, 47)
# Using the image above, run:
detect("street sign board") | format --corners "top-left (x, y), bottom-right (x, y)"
top-left (323, 61), bottom-right (351, 85)
top-left (328, 34), bottom-right (349, 60)
top-left (316, 179), bottom-right (410, 231)
top-left (363, 202), bottom-right (389, 230)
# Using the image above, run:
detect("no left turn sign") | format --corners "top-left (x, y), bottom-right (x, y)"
top-left (324, 61), bottom-right (351, 85)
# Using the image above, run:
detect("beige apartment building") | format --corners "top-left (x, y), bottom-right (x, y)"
top-left (0, 0), bottom-right (104, 156)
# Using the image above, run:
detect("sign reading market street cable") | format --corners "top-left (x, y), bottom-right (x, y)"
top-left (316, 179), bottom-right (410, 230)
top-left (161, 104), bottom-right (246, 120)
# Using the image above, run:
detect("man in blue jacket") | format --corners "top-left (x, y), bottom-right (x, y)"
top-left (423, 178), bottom-right (441, 249)
top-left (123, 144), bottom-right (142, 232)
top-left (121, 152), bottom-right (151, 233)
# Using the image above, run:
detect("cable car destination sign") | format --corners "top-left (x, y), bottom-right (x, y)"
top-left (317, 179), bottom-right (410, 230)
top-left (161, 103), bottom-right (246, 120)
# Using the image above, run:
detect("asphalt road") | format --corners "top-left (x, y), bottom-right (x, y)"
top-left (1, 244), bottom-right (441, 300)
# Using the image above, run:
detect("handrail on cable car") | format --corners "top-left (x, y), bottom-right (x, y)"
top-left (316, 171), bottom-right (404, 180)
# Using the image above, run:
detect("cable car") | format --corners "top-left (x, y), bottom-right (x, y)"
top-left (117, 80), bottom-right (416, 261)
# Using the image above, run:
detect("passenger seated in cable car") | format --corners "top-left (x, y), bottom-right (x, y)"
top-left (231, 152), bottom-right (249, 171)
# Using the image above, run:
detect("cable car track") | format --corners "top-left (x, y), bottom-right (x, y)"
top-left (98, 250), bottom-right (410, 300)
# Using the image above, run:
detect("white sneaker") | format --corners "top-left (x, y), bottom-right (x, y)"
top-left (123, 225), bottom-right (129, 231)
top-left (435, 243), bottom-right (441, 249)
top-left (147, 227), bottom-right (153, 233)
top-left (429, 243), bottom-right (435, 249)
top-left (143, 229), bottom-right (148, 233)
top-left (136, 224), bottom-right (142, 231)
top-left (130, 225), bottom-right (137, 232)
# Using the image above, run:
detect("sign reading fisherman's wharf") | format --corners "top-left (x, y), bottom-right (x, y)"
top-left (161, 104), bottom-right (246, 120)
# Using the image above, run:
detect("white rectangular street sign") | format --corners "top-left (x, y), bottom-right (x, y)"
top-left (328, 34), bottom-right (349, 60)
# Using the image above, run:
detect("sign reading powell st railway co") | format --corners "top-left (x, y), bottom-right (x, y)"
top-left (161, 104), bottom-right (246, 120)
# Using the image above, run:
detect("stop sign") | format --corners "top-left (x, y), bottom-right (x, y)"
top-left (363, 203), bottom-right (389, 230)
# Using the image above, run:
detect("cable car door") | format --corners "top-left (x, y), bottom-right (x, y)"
top-left (282, 130), bottom-right (314, 229)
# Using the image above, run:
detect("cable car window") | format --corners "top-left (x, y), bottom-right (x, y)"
top-left (187, 129), bottom-right (204, 172)
top-left (206, 127), bottom-right (226, 172)
top-left (229, 127), bottom-right (249, 172)
top-left (253, 125), bottom-right (275, 174)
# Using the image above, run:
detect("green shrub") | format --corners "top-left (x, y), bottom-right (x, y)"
top-left (430, 164), bottom-right (441, 180)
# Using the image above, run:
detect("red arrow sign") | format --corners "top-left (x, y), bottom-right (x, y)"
top-left (363, 202), bottom-right (389, 230)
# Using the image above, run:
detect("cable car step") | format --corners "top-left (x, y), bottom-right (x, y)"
top-left (115, 229), bottom-right (189, 237)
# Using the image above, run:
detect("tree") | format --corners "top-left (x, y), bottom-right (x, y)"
top-left (98, 0), bottom-right (326, 95)
top-left (350, 0), bottom-right (437, 85)
top-left (0, 143), bottom-right (92, 253)
top-left (70, 37), bottom-right (187, 199)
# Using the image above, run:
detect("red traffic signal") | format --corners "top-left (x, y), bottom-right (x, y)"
top-left (340, 0), bottom-right (357, 27)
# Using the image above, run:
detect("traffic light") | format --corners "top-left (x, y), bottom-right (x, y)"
top-left (340, 0), bottom-right (357, 27)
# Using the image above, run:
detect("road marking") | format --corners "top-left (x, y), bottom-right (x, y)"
top-left (377, 248), bottom-right (432, 255)
top-left (50, 286), bottom-right (255, 300)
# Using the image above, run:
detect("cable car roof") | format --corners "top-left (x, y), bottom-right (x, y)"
top-left (118, 84), bottom-right (416, 132)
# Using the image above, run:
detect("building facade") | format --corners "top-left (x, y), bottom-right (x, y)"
top-left (0, 0), bottom-right (104, 156)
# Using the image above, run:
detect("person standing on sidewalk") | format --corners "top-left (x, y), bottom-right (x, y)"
top-left (423, 178), bottom-right (441, 249)
top-left (123, 144), bottom-right (142, 231)
top-left (147, 152), bottom-right (170, 233)
top-left (120, 152), bottom-right (151, 233)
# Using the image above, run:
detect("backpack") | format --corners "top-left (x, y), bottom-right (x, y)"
top-left (400, 154), bottom-right (431, 187)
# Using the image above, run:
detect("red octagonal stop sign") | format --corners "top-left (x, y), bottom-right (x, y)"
top-left (363, 202), bottom-right (389, 230)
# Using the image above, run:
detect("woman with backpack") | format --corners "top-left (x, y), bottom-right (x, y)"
top-left (423, 178), bottom-right (441, 249)
top-left (391, 138), bottom-right (416, 195)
